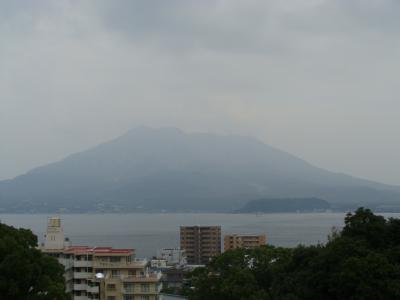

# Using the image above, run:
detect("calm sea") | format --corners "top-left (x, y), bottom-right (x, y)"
top-left (1, 213), bottom-right (399, 258)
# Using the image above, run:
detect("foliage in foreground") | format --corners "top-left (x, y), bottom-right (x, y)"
top-left (0, 222), bottom-right (69, 299)
top-left (188, 208), bottom-right (400, 300)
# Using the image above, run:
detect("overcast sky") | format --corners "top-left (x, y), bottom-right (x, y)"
top-left (1, 0), bottom-right (399, 185)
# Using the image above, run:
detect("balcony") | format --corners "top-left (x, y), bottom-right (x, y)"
top-left (121, 272), bottom-right (162, 283)
top-left (122, 287), bottom-right (160, 295)
top-left (73, 283), bottom-right (88, 290)
top-left (93, 258), bottom-right (147, 269)
top-left (74, 260), bottom-right (92, 267)
top-left (123, 288), bottom-right (135, 294)
top-left (74, 272), bottom-right (91, 279)
top-left (86, 285), bottom-right (99, 293)
top-left (73, 296), bottom-right (88, 300)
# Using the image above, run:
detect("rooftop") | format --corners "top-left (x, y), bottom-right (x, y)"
top-left (63, 246), bottom-right (134, 255)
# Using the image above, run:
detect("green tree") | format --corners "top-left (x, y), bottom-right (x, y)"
top-left (0, 222), bottom-right (69, 299)
top-left (189, 246), bottom-right (291, 300)
top-left (188, 208), bottom-right (400, 300)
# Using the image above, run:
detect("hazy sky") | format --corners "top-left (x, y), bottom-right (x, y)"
top-left (1, 0), bottom-right (399, 185)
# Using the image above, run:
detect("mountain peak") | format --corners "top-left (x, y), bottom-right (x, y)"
top-left (0, 128), bottom-right (399, 212)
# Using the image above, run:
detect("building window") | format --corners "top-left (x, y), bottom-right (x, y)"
top-left (140, 296), bottom-right (149, 300)
top-left (124, 296), bottom-right (134, 300)
top-left (110, 256), bottom-right (121, 262)
top-left (111, 270), bottom-right (120, 278)
top-left (141, 283), bottom-right (150, 292)
top-left (107, 297), bottom-right (116, 300)
top-left (124, 283), bottom-right (134, 293)
top-left (107, 284), bottom-right (116, 291)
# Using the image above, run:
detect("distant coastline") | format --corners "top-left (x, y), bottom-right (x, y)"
top-left (236, 197), bottom-right (331, 213)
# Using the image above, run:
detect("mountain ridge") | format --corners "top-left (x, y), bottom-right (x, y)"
top-left (0, 127), bottom-right (399, 212)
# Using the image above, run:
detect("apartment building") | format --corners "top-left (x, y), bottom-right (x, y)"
top-left (180, 226), bottom-right (221, 265)
top-left (42, 217), bottom-right (162, 300)
top-left (224, 234), bottom-right (267, 251)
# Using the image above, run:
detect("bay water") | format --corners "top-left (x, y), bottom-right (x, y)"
top-left (1, 213), bottom-right (399, 258)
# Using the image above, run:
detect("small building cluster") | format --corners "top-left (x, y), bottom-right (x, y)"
top-left (41, 218), bottom-right (266, 300)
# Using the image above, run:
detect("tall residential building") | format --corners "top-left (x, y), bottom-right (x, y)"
top-left (224, 234), bottom-right (267, 251)
top-left (180, 226), bottom-right (221, 265)
top-left (41, 217), bottom-right (162, 300)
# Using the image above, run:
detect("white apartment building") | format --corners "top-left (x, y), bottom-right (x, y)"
top-left (41, 217), bottom-right (162, 300)
top-left (156, 248), bottom-right (187, 267)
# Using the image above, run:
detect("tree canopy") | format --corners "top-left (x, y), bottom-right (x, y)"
top-left (0, 222), bottom-right (68, 299)
top-left (188, 208), bottom-right (400, 300)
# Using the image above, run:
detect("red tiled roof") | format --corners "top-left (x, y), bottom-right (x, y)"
top-left (64, 246), bottom-right (134, 254)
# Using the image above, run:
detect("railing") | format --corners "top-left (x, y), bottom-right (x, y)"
top-left (73, 296), bottom-right (88, 300)
top-left (93, 258), bottom-right (147, 268)
top-left (120, 272), bottom-right (162, 282)
top-left (73, 260), bottom-right (92, 267)
top-left (86, 285), bottom-right (99, 293)
top-left (73, 272), bottom-right (91, 279)
top-left (73, 283), bottom-right (88, 290)
top-left (122, 287), bottom-right (159, 294)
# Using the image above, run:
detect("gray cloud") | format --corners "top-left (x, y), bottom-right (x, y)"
top-left (0, 0), bottom-right (399, 185)
top-left (92, 0), bottom-right (400, 52)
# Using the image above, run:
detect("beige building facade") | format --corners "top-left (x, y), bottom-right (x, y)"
top-left (180, 226), bottom-right (221, 264)
top-left (224, 234), bottom-right (267, 251)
